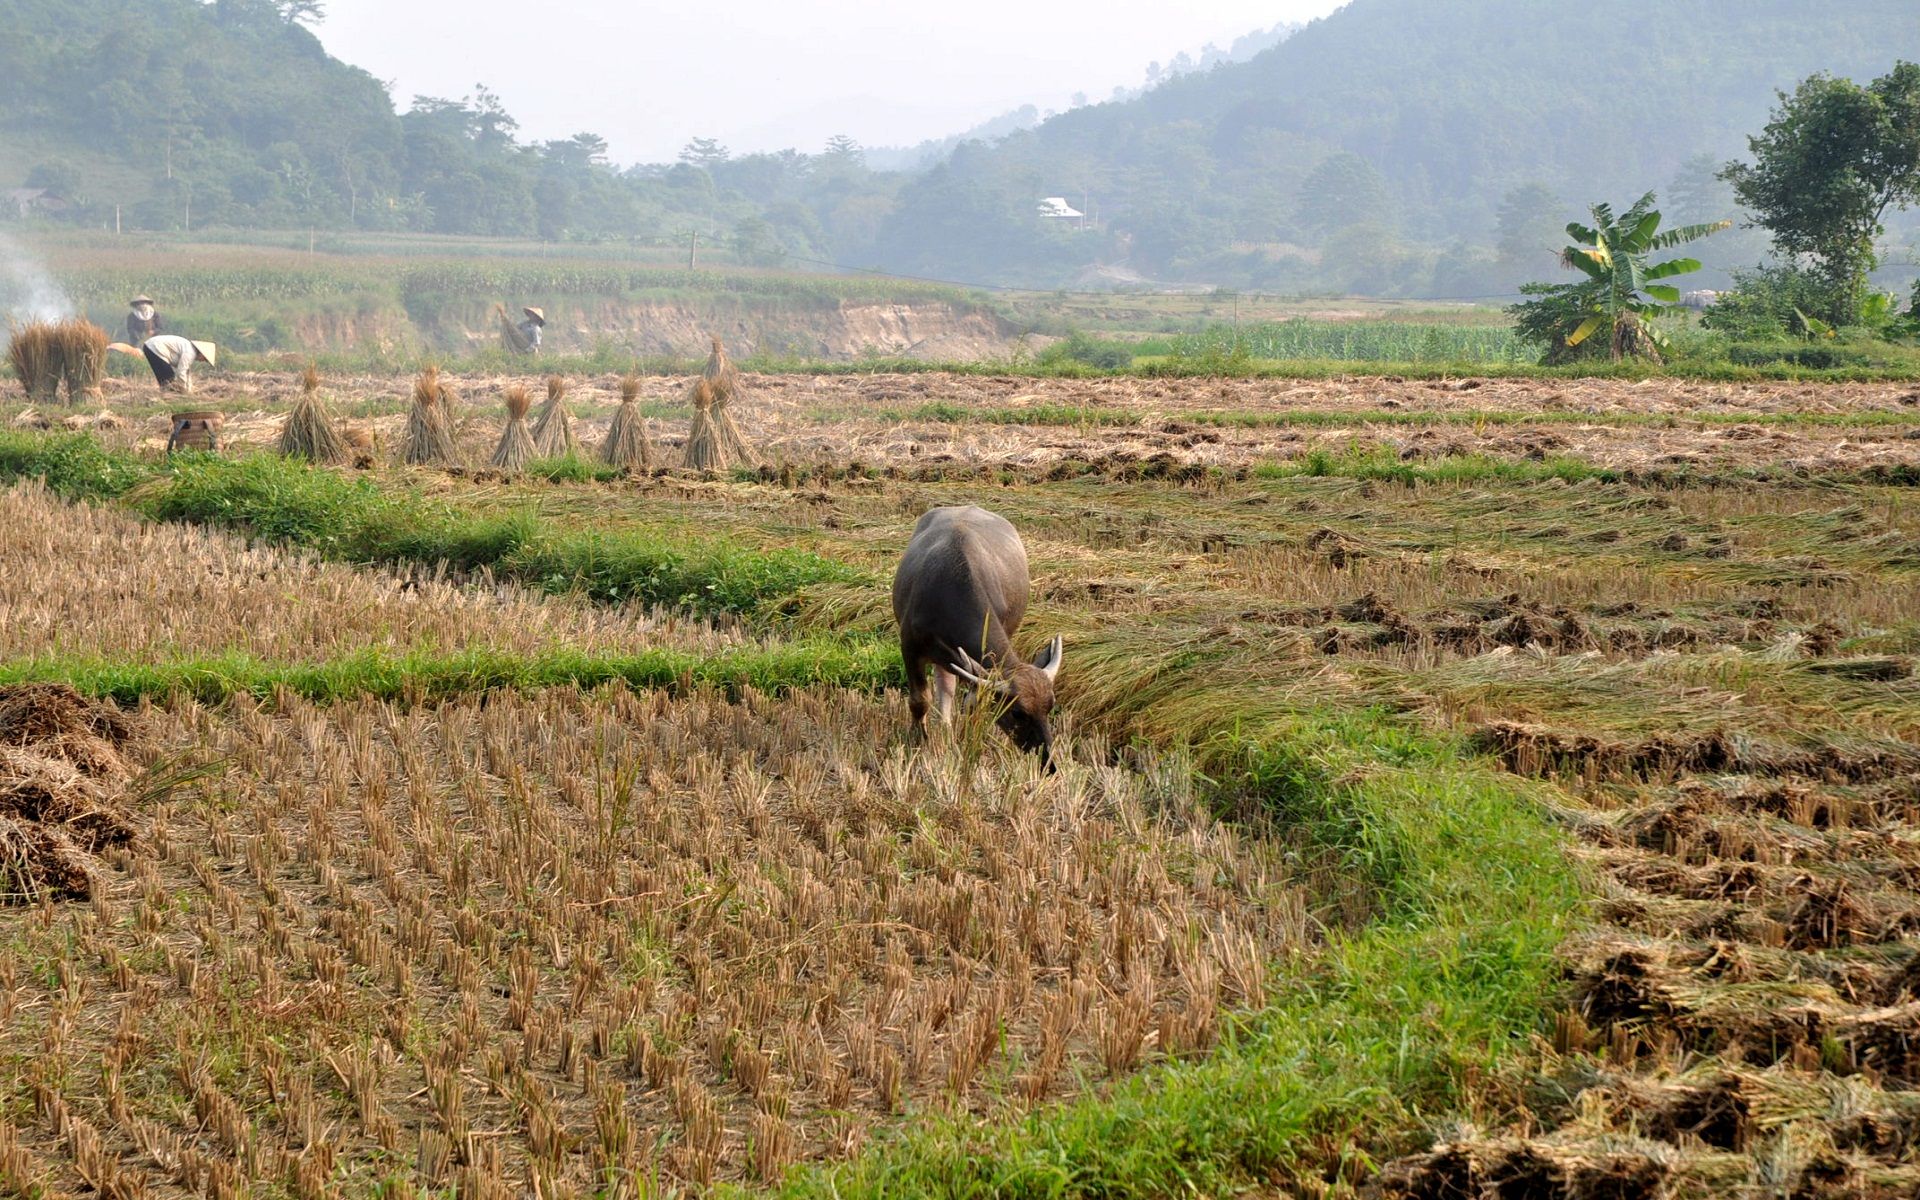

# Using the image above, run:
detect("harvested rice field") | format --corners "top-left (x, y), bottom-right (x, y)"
top-left (20, 369), bottom-right (1920, 478)
top-left (2, 366), bottom-right (1920, 1197)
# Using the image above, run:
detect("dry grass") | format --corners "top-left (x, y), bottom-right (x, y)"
top-left (54, 320), bottom-right (109, 405)
top-left (600, 373), bottom-right (654, 472)
top-left (705, 336), bottom-right (756, 465)
top-left (490, 385), bottom-right (538, 472)
top-left (531, 375), bottom-right (578, 459)
top-left (278, 364), bottom-right (351, 465)
top-left (0, 683), bottom-right (137, 901)
top-left (402, 366), bottom-right (457, 466)
top-left (685, 377), bottom-right (725, 470)
top-left (0, 482), bottom-right (732, 663)
top-left (7, 322), bottom-right (60, 405)
top-left (0, 684), bottom-right (1303, 1193)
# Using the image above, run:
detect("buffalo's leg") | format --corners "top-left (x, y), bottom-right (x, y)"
top-left (932, 667), bottom-right (958, 727)
top-left (905, 656), bottom-right (931, 733)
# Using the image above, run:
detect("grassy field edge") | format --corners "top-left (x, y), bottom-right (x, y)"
top-left (747, 715), bottom-right (1579, 1198)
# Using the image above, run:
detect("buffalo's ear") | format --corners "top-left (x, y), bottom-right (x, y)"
top-left (1033, 636), bottom-right (1064, 683)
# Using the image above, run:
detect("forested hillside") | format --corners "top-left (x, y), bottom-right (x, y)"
top-left (877, 0), bottom-right (1920, 289)
top-left (5, 0), bottom-right (1919, 295)
top-left (0, 0), bottom-right (895, 261)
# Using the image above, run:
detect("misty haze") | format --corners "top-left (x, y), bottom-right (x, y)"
top-left (3, 1), bottom-right (1920, 1197)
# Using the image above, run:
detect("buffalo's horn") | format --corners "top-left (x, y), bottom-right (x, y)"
top-left (1037, 635), bottom-right (1064, 683)
top-left (949, 648), bottom-right (1012, 695)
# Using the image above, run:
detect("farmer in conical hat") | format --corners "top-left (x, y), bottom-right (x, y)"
top-left (126, 295), bottom-right (162, 343)
top-left (516, 306), bottom-right (546, 354)
top-left (120, 334), bottom-right (216, 393)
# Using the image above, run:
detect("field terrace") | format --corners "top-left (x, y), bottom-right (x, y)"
top-left (0, 365), bottom-right (1918, 1197)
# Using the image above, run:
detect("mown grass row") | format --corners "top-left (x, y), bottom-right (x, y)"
top-left (0, 431), bottom-right (864, 620)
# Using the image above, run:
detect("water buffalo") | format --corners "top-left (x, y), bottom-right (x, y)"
top-left (892, 505), bottom-right (1063, 763)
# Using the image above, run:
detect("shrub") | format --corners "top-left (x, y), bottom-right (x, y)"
top-left (1039, 331), bottom-right (1135, 370)
top-left (1702, 264), bottom-right (1836, 339)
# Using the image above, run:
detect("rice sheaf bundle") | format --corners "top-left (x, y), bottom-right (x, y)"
top-left (278, 363), bottom-right (351, 465)
top-left (54, 319), bottom-right (109, 404)
top-left (702, 335), bottom-right (756, 465)
top-left (6, 321), bottom-right (60, 405)
top-left (530, 374), bottom-right (577, 458)
top-left (490, 384), bottom-right (537, 471)
top-left (683, 377), bottom-right (725, 470)
top-left (437, 374), bottom-right (462, 430)
top-left (600, 373), bottom-right (654, 472)
top-left (402, 366), bottom-right (457, 465)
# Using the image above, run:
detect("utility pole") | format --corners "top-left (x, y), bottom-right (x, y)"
top-left (688, 230), bottom-right (699, 269)
top-left (114, 204), bottom-right (121, 235)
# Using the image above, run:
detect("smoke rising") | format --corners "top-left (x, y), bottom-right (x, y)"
top-left (0, 231), bottom-right (73, 323)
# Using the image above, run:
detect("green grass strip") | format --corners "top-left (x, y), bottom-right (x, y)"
top-left (0, 638), bottom-right (903, 708)
top-left (0, 431), bottom-right (867, 620)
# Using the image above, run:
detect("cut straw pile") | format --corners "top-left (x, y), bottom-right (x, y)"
top-left (279, 363), bottom-right (351, 465)
top-left (7, 321), bottom-right (60, 405)
top-left (600, 373), bottom-right (654, 472)
top-left (497, 303), bottom-right (533, 354)
top-left (55, 319), bottom-right (108, 404)
top-left (491, 384), bottom-right (537, 471)
top-left (0, 683), bottom-right (138, 902)
top-left (685, 335), bottom-right (755, 469)
top-left (11, 319), bottom-right (114, 405)
top-left (531, 374), bottom-right (577, 458)
top-left (402, 365), bottom-right (458, 466)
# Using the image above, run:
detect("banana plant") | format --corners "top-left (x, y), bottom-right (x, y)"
top-left (1559, 193), bottom-right (1730, 360)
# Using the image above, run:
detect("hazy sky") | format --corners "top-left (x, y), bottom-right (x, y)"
top-left (318, 1), bottom-right (1348, 165)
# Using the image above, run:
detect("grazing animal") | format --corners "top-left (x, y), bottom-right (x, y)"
top-left (892, 505), bottom-right (1064, 764)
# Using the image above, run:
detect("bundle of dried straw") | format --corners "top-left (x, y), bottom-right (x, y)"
top-left (600, 373), bottom-right (654, 472)
top-left (402, 366), bottom-right (458, 465)
top-left (54, 319), bottom-right (109, 404)
top-left (686, 335), bottom-right (755, 469)
top-left (530, 374), bottom-right (577, 459)
top-left (278, 364), bottom-right (351, 465)
top-left (6, 322), bottom-right (60, 405)
top-left (490, 385), bottom-right (537, 471)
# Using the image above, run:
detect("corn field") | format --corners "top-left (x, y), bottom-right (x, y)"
top-left (1170, 318), bottom-right (1530, 364)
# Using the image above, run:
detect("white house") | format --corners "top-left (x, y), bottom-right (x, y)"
top-left (1037, 197), bottom-right (1088, 229)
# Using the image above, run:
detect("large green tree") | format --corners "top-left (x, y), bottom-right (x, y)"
top-left (1721, 62), bottom-right (1920, 324)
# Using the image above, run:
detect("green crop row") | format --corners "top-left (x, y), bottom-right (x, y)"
top-left (1170, 319), bottom-right (1533, 365)
top-left (0, 638), bottom-right (901, 708)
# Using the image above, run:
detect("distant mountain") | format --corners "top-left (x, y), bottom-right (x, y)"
top-left (865, 0), bottom-right (1920, 288)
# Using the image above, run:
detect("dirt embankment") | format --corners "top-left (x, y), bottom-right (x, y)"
top-left (399, 299), bottom-right (1018, 361)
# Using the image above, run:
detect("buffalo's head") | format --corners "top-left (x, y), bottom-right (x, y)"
top-left (951, 637), bottom-right (1064, 767)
